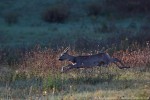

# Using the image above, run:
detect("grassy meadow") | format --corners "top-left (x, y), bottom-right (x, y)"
top-left (0, 0), bottom-right (150, 99)
top-left (0, 45), bottom-right (150, 99)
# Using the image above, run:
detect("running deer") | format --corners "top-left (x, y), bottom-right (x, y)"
top-left (59, 47), bottom-right (130, 72)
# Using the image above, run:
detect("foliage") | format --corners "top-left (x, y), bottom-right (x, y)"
top-left (105, 0), bottom-right (150, 17)
top-left (42, 4), bottom-right (70, 23)
top-left (3, 12), bottom-right (19, 25)
top-left (85, 1), bottom-right (102, 16)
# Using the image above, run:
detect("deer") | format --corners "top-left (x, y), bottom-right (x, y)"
top-left (59, 47), bottom-right (130, 73)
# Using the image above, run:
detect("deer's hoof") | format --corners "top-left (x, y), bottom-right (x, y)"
top-left (61, 67), bottom-right (64, 73)
top-left (125, 66), bottom-right (130, 68)
top-left (123, 66), bottom-right (130, 69)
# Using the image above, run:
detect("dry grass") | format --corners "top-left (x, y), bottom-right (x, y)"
top-left (18, 42), bottom-right (150, 76)
top-left (0, 43), bottom-right (150, 99)
top-left (18, 47), bottom-right (61, 77)
top-left (113, 42), bottom-right (150, 68)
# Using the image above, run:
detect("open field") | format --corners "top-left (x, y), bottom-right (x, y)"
top-left (0, 0), bottom-right (150, 99)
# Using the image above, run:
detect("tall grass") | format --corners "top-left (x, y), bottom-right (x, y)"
top-left (0, 43), bottom-right (150, 99)
top-left (113, 42), bottom-right (150, 68)
top-left (16, 41), bottom-right (150, 77)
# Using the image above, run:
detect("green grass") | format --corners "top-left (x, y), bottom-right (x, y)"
top-left (0, 65), bottom-right (149, 99)
top-left (42, 67), bottom-right (150, 100)
top-left (0, 16), bottom-right (147, 50)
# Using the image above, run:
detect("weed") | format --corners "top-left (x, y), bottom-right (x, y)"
top-left (43, 73), bottom-right (62, 92)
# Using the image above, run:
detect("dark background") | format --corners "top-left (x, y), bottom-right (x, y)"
top-left (0, 0), bottom-right (150, 63)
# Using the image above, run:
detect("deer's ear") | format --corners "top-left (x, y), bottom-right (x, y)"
top-left (64, 47), bottom-right (69, 53)
top-left (65, 49), bottom-right (69, 53)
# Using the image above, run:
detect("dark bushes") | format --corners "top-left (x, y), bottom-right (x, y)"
top-left (105, 0), bottom-right (150, 15)
top-left (85, 2), bottom-right (102, 16)
top-left (74, 37), bottom-right (103, 51)
top-left (42, 4), bottom-right (70, 23)
top-left (3, 12), bottom-right (19, 25)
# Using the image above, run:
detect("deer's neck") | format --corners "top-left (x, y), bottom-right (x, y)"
top-left (67, 55), bottom-right (76, 63)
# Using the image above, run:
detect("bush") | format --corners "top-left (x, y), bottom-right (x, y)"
top-left (3, 12), bottom-right (19, 25)
top-left (106, 0), bottom-right (150, 15)
top-left (42, 4), bottom-right (70, 23)
top-left (85, 2), bottom-right (102, 16)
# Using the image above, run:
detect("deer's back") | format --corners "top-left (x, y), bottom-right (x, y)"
top-left (75, 53), bottom-right (108, 63)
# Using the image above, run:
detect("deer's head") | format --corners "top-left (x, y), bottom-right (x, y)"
top-left (59, 47), bottom-right (70, 61)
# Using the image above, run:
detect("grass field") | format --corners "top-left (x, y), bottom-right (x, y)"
top-left (0, 46), bottom-right (150, 99)
top-left (0, 63), bottom-right (150, 99)
top-left (0, 0), bottom-right (150, 99)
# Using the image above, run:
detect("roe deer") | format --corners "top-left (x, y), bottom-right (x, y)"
top-left (59, 47), bottom-right (130, 72)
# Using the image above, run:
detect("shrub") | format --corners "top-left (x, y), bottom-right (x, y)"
top-left (106, 0), bottom-right (150, 15)
top-left (42, 4), bottom-right (70, 23)
top-left (3, 12), bottom-right (19, 25)
top-left (85, 2), bottom-right (102, 16)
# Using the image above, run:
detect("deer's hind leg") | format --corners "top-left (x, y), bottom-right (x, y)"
top-left (113, 58), bottom-right (130, 69)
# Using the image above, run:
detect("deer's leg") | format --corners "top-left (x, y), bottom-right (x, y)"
top-left (61, 64), bottom-right (79, 73)
top-left (61, 65), bottom-right (71, 73)
top-left (98, 61), bottom-right (108, 67)
top-left (113, 58), bottom-right (130, 69)
top-left (62, 65), bottom-right (74, 72)
top-left (113, 62), bottom-right (124, 69)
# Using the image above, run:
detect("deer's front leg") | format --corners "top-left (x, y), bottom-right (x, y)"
top-left (61, 64), bottom-right (79, 73)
